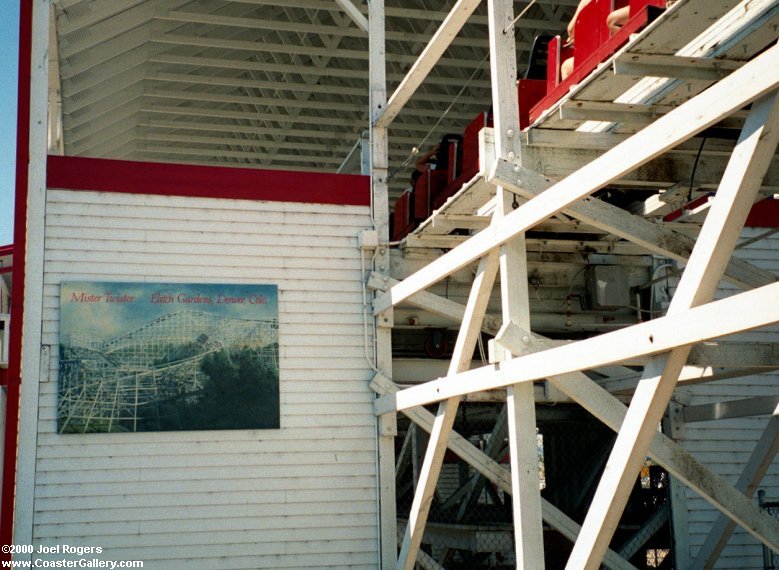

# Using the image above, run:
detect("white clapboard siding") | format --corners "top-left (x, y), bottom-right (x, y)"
top-left (31, 189), bottom-right (379, 569)
top-left (676, 228), bottom-right (779, 568)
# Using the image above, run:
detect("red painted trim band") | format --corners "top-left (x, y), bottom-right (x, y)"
top-left (47, 156), bottom-right (370, 206)
top-left (2, 0), bottom-right (33, 553)
top-left (745, 197), bottom-right (779, 228)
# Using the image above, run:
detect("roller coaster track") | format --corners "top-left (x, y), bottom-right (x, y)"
top-left (58, 310), bottom-right (277, 432)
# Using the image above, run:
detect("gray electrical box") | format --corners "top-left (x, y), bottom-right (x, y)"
top-left (586, 265), bottom-right (630, 310)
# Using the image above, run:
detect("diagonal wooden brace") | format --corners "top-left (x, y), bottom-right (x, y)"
top-left (370, 373), bottom-right (637, 570)
top-left (568, 91), bottom-right (779, 569)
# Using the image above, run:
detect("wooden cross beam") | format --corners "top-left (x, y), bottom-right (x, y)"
top-left (371, 276), bottom-right (779, 385)
top-left (489, 157), bottom-right (776, 290)
top-left (376, 267), bottom-right (779, 561)
top-left (396, 251), bottom-right (500, 569)
top-left (374, 279), bottom-right (779, 414)
top-left (568, 91), bottom-right (779, 569)
top-left (373, 0), bottom-right (481, 129)
top-left (370, 374), bottom-right (637, 570)
top-left (374, 42), bottom-right (779, 316)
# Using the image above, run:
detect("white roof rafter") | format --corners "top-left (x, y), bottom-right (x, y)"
top-left (54, 0), bottom-right (572, 196)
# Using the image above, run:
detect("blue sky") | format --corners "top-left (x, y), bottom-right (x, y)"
top-left (0, 2), bottom-right (20, 246)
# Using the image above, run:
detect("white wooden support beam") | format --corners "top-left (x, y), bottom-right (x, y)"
top-left (146, 86), bottom-right (371, 113)
top-left (139, 143), bottom-right (348, 166)
top-left (373, 43), bottom-right (779, 315)
top-left (629, 185), bottom-right (708, 217)
top-left (396, 424), bottom-right (414, 478)
top-left (683, 395), bottom-right (779, 423)
top-left (505, 349), bottom-right (546, 569)
top-left (159, 9), bottom-right (366, 38)
top-left (494, 320), bottom-right (546, 356)
top-left (368, 272), bottom-right (502, 335)
top-left (490, 159), bottom-right (776, 290)
top-left (485, 354), bottom-right (779, 563)
top-left (375, 279), bottom-right (779, 412)
top-left (521, 129), bottom-right (742, 153)
top-left (690, 414), bottom-right (779, 570)
top-left (373, 274), bottom-right (567, 357)
top-left (403, 234), bottom-right (470, 249)
top-left (488, 0), bottom-right (545, 564)
top-left (14, 0), bottom-right (50, 554)
top-left (559, 101), bottom-right (672, 125)
top-left (600, 366), bottom-right (774, 394)
top-left (617, 342), bottom-right (779, 371)
top-left (613, 54), bottom-right (743, 81)
top-left (396, 251), bottom-right (500, 570)
top-left (333, 0), bottom-right (369, 34)
top-left (395, 526), bottom-right (446, 570)
top-left (370, 374), bottom-right (636, 570)
top-left (617, 503), bottom-right (670, 559)
top-left (568, 91), bottom-right (779, 570)
top-left (373, 0), bottom-right (481, 129)
top-left (429, 213), bottom-right (491, 234)
top-left (338, 131), bottom-right (369, 174)
top-left (595, 344), bottom-right (779, 394)
top-left (455, 405), bottom-right (509, 520)
top-left (140, 131), bottom-right (358, 155)
top-left (608, 0), bottom-right (779, 111)
top-left (47, 5), bottom-right (63, 155)
top-left (528, 370), bottom-right (779, 563)
top-left (379, 297), bottom-right (777, 559)
top-left (368, 1), bottom-right (397, 566)
top-left (516, 129), bottom-right (778, 191)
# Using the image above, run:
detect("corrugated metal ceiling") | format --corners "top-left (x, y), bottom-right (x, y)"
top-left (53, 0), bottom-right (575, 198)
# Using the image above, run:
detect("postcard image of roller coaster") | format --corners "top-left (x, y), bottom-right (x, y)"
top-left (58, 281), bottom-right (280, 433)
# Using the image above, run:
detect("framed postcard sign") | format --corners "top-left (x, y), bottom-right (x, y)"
top-left (58, 282), bottom-right (280, 433)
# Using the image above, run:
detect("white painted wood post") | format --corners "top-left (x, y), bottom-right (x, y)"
top-left (567, 91), bottom-right (779, 569)
top-left (487, 0), bottom-right (545, 566)
top-left (368, 1), bottom-right (397, 567)
top-left (14, 0), bottom-right (51, 557)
